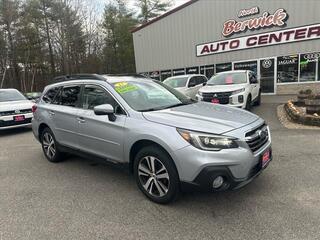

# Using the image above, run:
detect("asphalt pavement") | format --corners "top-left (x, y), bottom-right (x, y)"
top-left (1, 96), bottom-right (320, 240)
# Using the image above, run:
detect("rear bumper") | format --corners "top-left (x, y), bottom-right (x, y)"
top-left (181, 149), bottom-right (272, 192)
top-left (0, 122), bottom-right (32, 130)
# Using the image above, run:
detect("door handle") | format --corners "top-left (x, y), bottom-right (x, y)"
top-left (49, 111), bottom-right (55, 115)
top-left (77, 117), bottom-right (86, 123)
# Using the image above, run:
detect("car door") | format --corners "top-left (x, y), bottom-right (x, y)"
top-left (249, 72), bottom-right (259, 100)
top-left (77, 84), bottom-right (127, 162)
top-left (48, 85), bottom-right (81, 149)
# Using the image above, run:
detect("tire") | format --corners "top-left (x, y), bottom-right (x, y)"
top-left (134, 146), bottom-right (180, 204)
top-left (40, 127), bottom-right (64, 163)
top-left (254, 91), bottom-right (261, 106)
top-left (245, 95), bottom-right (252, 111)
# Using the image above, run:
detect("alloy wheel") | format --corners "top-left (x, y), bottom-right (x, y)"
top-left (42, 132), bottom-right (56, 159)
top-left (138, 156), bottom-right (170, 197)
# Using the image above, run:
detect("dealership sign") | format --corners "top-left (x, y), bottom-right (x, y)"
top-left (196, 23), bottom-right (320, 57)
top-left (222, 8), bottom-right (288, 37)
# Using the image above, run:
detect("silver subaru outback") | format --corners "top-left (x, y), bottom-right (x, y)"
top-left (32, 74), bottom-right (272, 204)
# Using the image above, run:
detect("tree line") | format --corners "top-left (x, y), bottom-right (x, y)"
top-left (0, 0), bottom-right (171, 92)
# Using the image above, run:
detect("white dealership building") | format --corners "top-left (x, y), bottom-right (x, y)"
top-left (132, 0), bottom-right (320, 94)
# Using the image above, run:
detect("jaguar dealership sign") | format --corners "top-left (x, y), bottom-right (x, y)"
top-left (196, 23), bottom-right (320, 57)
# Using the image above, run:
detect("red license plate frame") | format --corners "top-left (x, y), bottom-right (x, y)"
top-left (14, 115), bottom-right (25, 122)
top-left (261, 148), bottom-right (271, 168)
top-left (211, 98), bottom-right (220, 104)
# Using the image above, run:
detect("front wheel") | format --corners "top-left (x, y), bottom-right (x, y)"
top-left (255, 91), bottom-right (261, 106)
top-left (134, 146), bottom-right (180, 204)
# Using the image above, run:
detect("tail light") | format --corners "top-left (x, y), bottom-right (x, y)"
top-left (32, 105), bottom-right (37, 113)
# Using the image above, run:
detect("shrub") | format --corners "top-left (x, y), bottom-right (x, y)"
top-left (299, 89), bottom-right (312, 95)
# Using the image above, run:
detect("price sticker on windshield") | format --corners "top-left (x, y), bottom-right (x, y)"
top-left (114, 82), bottom-right (138, 94)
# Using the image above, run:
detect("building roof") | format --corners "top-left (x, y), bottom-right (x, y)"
top-left (131, 0), bottom-right (199, 33)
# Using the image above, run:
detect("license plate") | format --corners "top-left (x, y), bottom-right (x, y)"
top-left (211, 98), bottom-right (220, 104)
top-left (261, 148), bottom-right (271, 168)
top-left (14, 115), bottom-right (25, 122)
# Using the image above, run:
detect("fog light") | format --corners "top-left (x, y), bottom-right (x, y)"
top-left (212, 176), bottom-right (224, 189)
top-left (238, 95), bottom-right (244, 103)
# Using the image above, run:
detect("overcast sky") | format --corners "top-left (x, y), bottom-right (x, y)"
top-left (90, 0), bottom-right (190, 16)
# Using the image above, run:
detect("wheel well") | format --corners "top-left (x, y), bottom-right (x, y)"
top-left (129, 140), bottom-right (173, 174)
top-left (38, 123), bottom-right (49, 139)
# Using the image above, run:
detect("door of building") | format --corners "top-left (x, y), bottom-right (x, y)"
top-left (259, 58), bottom-right (276, 94)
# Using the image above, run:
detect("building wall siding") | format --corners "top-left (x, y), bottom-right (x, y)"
top-left (133, 0), bottom-right (320, 73)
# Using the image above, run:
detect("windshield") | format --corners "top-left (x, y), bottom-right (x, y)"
top-left (0, 90), bottom-right (27, 102)
top-left (112, 80), bottom-right (194, 112)
top-left (207, 72), bottom-right (247, 85)
top-left (163, 77), bottom-right (188, 88)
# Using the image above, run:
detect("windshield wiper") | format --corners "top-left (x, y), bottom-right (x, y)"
top-left (140, 101), bottom-right (194, 112)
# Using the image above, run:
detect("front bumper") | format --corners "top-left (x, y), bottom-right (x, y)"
top-left (181, 148), bottom-right (272, 192)
top-left (0, 113), bottom-right (33, 130)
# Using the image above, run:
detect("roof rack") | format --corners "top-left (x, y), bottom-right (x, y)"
top-left (53, 74), bottom-right (106, 82)
top-left (104, 73), bottom-right (148, 78)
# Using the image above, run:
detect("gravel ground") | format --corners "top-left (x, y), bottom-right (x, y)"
top-left (1, 96), bottom-right (320, 240)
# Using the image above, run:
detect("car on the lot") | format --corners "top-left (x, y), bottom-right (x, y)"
top-left (0, 89), bottom-right (34, 130)
top-left (163, 74), bottom-right (207, 99)
top-left (25, 92), bottom-right (42, 102)
top-left (32, 74), bottom-right (272, 204)
top-left (196, 70), bottom-right (261, 110)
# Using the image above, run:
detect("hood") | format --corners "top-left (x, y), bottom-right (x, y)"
top-left (199, 84), bottom-right (247, 93)
top-left (142, 102), bottom-right (259, 134)
top-left (0, 100), bottom-right (33, 112)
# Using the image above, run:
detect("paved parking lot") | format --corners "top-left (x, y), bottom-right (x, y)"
top-left (1, 96), bottom-right (320, 240)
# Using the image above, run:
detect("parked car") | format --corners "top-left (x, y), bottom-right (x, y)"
top-left (197, 70), bottom-right (261, 110)
top-left (0, 89), bottom-right (34, 130)
top-left (32, 74), bottom-right (272, 204)
top-left (163, 74), bottom-right (207, 99)
top-left (25, 92), bottom-right (42, 102)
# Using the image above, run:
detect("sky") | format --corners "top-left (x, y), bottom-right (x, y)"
top-left (90, 0), bottom-right (190, 16)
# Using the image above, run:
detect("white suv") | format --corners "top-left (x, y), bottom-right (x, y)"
top-left (163, 74), bottom-right (207, 99)
top-left (197, 70), bottom-right (261, 110)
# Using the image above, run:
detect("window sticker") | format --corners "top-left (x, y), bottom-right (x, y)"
top-left (225, 76), bottom-right (233, 84)
top-left (114, 82), bottom-right (138, 94)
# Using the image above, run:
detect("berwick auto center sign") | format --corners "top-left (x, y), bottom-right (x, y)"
top-left (196, 7), bottom-right (320, 57)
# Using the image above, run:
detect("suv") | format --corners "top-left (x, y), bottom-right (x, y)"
top-left (32, 74), bottom-right (272, 204)
top-left (163, 75), bottom-right (207, 99)
top-left (197, 70), bottom-right (261, 110)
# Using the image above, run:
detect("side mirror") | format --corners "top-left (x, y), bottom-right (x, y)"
top-left (202, 82), bottom-right (207, 86)
top-left (94, 104), bottom-right (116, 122)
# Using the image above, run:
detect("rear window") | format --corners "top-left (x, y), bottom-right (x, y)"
top-left (42, 87), bottom-right (61, 104)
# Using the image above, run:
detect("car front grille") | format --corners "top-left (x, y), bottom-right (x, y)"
top-left (0, 108), bottom-right (32, 116)
top-left (0, 118), bottom-right (32, 127)
top-left (201, 92), bottom-right (233, 104)
top-left (245, 124), bottom-right (269, 153)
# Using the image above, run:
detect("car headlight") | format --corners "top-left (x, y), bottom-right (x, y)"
top-left (177, 128), bottom-right (238, 151)
top-left (232, 88), bottom-right (245, 95)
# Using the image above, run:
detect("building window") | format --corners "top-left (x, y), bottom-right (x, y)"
top-left (277, 55), bottom-right (299, 83)
top-left (234, 61), bottom-right (258, 75)
top-left (300, 53), bottom-right (319, 82)
top-left (172, 68), bottom-right (185, 76)
top-left (216, 63), bottom-right (232, 73)
top-left (186, 67), bottom-right (199, 74)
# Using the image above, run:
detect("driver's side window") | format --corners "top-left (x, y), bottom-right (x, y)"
top-left (82, 85), bottom-right (125, 115)
top-left (188, 77), bottom-right (197, 88)
top-left (249, 72), bottom-right (258, 84)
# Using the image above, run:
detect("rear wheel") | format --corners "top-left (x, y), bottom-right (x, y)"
top-left (245, 95), bottom-right (252, 111)
top-left (134, 146), bottom-right (180, 204)
top-left (41, 128), bottom-right (64, 163)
